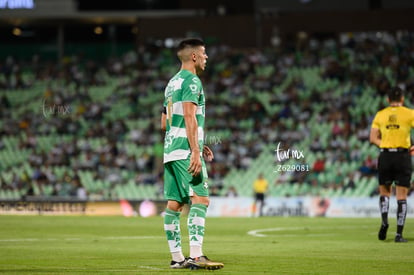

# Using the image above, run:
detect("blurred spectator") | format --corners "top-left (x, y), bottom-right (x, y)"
top-left (56, 173), bottom-right (75, 197)
top-left (225, 186), bottom-right (238, 197)
top-left (343, 172), bottom-right (356, 190)
top-left (73, 175), bottom-right (87, 200)
top-left (210, 186), bottom-right (221, 197)
top-left (312, 157), bottom-right (326, 173)
top-left (359, 155), bottom-right (377, 176)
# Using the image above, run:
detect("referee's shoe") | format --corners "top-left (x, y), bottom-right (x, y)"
top-left (378, 224), bottom-right (388, 240)
top-left (395, 234), bottom-right (408, 243)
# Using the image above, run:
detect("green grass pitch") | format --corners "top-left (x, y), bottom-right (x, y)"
top-left (0, 215), bottom-right (413, 274)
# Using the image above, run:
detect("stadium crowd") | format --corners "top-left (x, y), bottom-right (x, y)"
top-left (0, 31), bottom-right (413, 200)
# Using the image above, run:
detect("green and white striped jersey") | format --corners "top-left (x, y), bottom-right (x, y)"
top-left (163, 69), bottom-right (205, 163)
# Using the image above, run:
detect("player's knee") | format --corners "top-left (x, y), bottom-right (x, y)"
top-left (166, 200), bottom-right (183, 212)
top-left (191, 195), bottom-right (210, 207)
top-left (395, 186), bottom-right (409, 200)
top-left (202, 197), bottom-right (210, 207)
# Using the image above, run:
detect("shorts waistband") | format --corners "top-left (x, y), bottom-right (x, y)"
top-left (380, 148), bottom-right (409, 153)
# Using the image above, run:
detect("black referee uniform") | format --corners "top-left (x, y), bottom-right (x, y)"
top-left (370, 87), bottom-right (414, 243)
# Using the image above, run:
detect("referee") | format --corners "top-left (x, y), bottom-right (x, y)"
top-left (370, 87), bottom-right (414, 243)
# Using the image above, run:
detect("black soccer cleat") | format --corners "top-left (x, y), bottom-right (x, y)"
top-left (394, 235), bottom-right (408, 243)
top-left (170, 258), bottom-right (190, 269)
top-left (378, 224), bottom-right (389, 241)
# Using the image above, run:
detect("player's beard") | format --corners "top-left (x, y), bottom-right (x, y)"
top-left (196, 61), bottom-right (206, 74)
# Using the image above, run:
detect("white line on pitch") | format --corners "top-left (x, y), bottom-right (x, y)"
top-left (139, 266), bottom-right (164, 271)
top-left (248, 225), bottom-right (370, 237)
top-left (248, 227), bottom-right (305, 237)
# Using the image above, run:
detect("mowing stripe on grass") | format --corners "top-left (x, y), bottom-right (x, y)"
top-left (0, 236), bottom-right (162, 242)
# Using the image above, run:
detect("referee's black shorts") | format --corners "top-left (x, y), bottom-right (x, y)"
top-left (255, 193), bottom-right (265, 203)
top-left (378, 148), bottom-right (412, 187)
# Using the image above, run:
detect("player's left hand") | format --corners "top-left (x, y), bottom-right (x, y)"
top-left (203, 145), bottom-right (214, 162)
top-left (410, 146), bottom-right (414, 156)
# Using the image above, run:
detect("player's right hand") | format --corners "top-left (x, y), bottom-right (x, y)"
top-left (188, 151), bottom-right (201, 176)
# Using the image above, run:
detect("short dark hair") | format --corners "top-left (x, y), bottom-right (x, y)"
top-left (387, 87), bottom-right (404, 102)
top-left (177, 38), bottom-right (205, 52)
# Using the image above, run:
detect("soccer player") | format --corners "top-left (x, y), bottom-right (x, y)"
top-left (161, 38), bottom-right (224, 269)
top-left (370, 87), bottom-right (414, 243)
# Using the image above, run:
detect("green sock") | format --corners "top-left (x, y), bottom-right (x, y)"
top-left (188, 204), bottom-right (207, 258)
top-left (164, 208), bottom-right (183, 258)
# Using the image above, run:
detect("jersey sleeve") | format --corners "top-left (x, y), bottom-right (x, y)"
top-left (411, 109), bottom-right (414, 127)
top-left (181, 76), bottom-right (201, 104)
top-left (371, 113), bottom-right (380, 129)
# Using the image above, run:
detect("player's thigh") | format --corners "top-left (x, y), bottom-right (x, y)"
top-left (394, 153), bottom-right (412, 188)
top-left (164, 161), bottom-right (192, 204)
top-left (189, 159), bottom-right (209, 197)
top-left (378, 153), bottom-right (394, 185)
